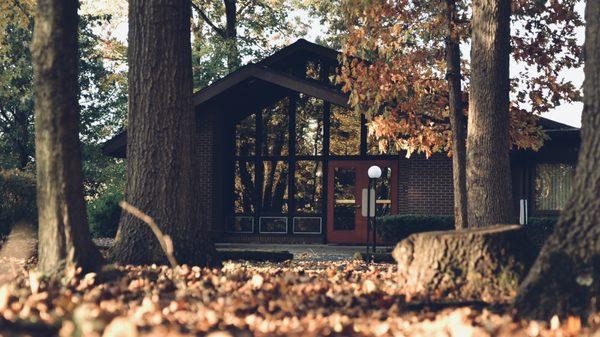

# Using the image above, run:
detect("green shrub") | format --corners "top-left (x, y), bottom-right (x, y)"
top-left (376, 214), bottom-right (455, 243)
top-left (0, 169), bottom-right (37, 236)
top-left (88, 191), bottom-right (123, 238)
top-left (523, 217), bottom-right (558, 249)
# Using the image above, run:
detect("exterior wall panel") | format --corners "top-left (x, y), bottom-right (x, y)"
top-left (398, 154), bottom-right (454, 215)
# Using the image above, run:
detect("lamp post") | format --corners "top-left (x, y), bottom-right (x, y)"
top-left (367, 165), bottom-right (382, 254)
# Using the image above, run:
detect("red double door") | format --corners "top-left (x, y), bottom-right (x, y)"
top-left (326, 160), bottom-right (398, 244)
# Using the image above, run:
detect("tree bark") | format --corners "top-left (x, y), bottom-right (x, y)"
top-left (444, 0), bottom-right (468, 229)
top-left (466, 0), bottom-right (515, 228)
top-left (30, 0), bottom-right (101, 275)
top-left (392, 225), bottom-right (536, 302)
top-left (514, 0), bottom-right (600, 319)
top-left (110, 0), bottom-right (217, 266)
top-left (224, 0), bottom-right (240, 71)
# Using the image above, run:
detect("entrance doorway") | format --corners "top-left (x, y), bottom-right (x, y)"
top-left (326, 160), bottom-right (398, 244)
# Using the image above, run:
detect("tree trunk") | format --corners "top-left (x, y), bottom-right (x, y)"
top-left (392, 225), bottom-right (536, 302)
top-left (110, 0), bottom-right (217, 266)
top-left (514, 0), bottom-right (600, 319)
top-left (444, 0), bottom-right (468, 229)
top-left (30, 0), bottom-right (101, 275)
top-left (466, 0), bottom-right (515, 228)
top-left (224, 0), bottom-right (240, 71)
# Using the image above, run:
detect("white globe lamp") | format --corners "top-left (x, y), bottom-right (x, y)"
top-left (368, 165), bottom-right (382, 179)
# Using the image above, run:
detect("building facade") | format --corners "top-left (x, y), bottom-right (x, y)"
top-left (103, 39), bottom-right (580, 244)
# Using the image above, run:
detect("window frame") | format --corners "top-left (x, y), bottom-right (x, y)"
top-left (230, 59), bottom-right (400, 235)
top-left (530, 160), bottom-right (576, 216)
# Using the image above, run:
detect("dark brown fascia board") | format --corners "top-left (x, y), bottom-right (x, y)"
top-left (192, 64), bottom-right (349, 108)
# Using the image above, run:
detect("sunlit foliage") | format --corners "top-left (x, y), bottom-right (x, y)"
top-left (337, 0), bottom-right (582, 157)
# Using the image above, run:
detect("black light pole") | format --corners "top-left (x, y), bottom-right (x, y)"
top-left (367, 165), bottom-right (382, 254)
top-left (366, 181), bottom-right (371, 255)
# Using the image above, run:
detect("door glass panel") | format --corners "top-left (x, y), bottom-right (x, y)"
top-left (333, 167), bottom-right (356, 230)
top-left (375, 166), bottom-right (393, 216)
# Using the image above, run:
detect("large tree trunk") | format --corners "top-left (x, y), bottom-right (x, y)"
top-left (466, 0), bottom-right (515, 228)
top-left (392, 225), bottom-right (536, 302)
top-left (110, 0), bottom-right (217, 266)
top-left (514, 0), bottom-right (600, 319)
top-left (31, 0), bottom-right (101, 275)
top-left (444, 0), bottom-right (468, 229)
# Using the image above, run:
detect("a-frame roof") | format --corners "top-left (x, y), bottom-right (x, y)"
top-left (102, 39), bottom-right (579, 158)
top-left (103, 40), bottom-right (347, 157)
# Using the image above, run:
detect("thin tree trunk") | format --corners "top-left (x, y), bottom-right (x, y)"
top-left (31, 0), bottom-right (101, 275)
top-left (224, 0), bottom-right (240, 71)
top-left (466, 0), bottom-right (515, 228)
top-left (444, 0), bottom-right (468, 229)
top-left (514, 0), bottom-right (600, 319)
top-left (110, 0), bottom-right (217, 266)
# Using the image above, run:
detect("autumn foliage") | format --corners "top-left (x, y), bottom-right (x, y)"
top-left (337, 0), bottom-right (582, 157)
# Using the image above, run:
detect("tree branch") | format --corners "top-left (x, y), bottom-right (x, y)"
top-left (236, 0), bottom-right (254, 16)
top-left (119, 201), bottom-right (179, 269)
top-left (191, 2), bottom-right (226, 38)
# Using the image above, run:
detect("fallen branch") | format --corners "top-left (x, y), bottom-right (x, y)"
top-left (119, 201), bottom-right (179, 269)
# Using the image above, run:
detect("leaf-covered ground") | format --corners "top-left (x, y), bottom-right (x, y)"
top-left (0, 258), bottom-right (598, 337)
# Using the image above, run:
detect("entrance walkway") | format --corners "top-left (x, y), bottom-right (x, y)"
top-left (216, 243), bottom-right (393, 262)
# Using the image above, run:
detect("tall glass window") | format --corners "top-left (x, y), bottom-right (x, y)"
top-left (233, 161), bottom-right (255, 214)
top-left (294, 161), bottom-right (323, 213)
top-left (231, 80), bottom-right (400, 234)
top-left (235, 113), bottom-right (255, 156)
top-left (262, 98), bottom-right (289, 156)
top-left (330, 105), bottom-right (361, 155)
top-left (296, 94), bottom-right (324, 156)
top-left (534, 163), bottom-right (575, 211)
top-left (261, 161), bottom-right (289, 213)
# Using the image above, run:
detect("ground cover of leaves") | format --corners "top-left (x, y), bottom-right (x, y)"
top-left (0, 259), bottom-right (598, 337)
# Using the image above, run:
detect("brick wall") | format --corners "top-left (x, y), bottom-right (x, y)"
top-left (398, 153), bottom-right (454, 215)
top-left (195, 109), bottom-right (218, 234)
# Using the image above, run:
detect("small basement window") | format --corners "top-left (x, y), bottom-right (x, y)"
top-left (534, 163), bottom-right (575, 211)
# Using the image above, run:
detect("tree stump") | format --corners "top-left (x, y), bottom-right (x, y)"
top-left (392, 225), bottom-right (537, 302)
